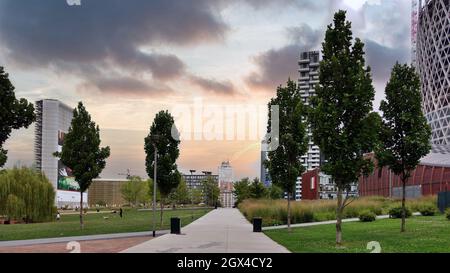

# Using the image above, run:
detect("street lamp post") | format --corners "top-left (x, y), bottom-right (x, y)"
top-left (152, 144), bottom-right (157, 237)
top-left (151, 136), bottom-right (160, 237)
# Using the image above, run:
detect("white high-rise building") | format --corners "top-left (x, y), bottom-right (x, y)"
top-left (218, 161), bottom-right (234, 207)
top-left (296, 50), bottom-right (322, 200)
top-left (415, 0), bottom-right (450, 145)
top-left (35, 99), bottom-right (87, 208)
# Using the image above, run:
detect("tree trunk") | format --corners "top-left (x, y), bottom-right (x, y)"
top-left (160, 199), bottom-right (164, 227)
top-left (80, 192), bottom-right (84, 230)
top-left (401, 177), bottom-right (406, 233)
top-left (336, 187), bottom-right (343, 246)
top-left (287, 192), bottom-right (291, 233)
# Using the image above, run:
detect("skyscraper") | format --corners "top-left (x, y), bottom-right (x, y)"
top-left (35, 99), bottom-right (87, 207)
top-left (218, 161), bottom-right (234, 207)
top-left (416, 0), bottom-right (450, 145)
top-left (296, 50), bottom-right (322, 200)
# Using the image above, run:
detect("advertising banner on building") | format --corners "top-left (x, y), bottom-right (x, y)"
top-left (56, 131), bottom-right (87, 205)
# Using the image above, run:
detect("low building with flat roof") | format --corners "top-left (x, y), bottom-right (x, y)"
top-left (88, 178), bottom-right (128, 207)
top-left (359, 145), bottom-right (450, 198)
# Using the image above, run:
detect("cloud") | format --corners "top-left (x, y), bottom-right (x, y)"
top-left (240, 0), bottom-right (325, 10)
top-left (0, 0), bottom-right (228, 64)
top-left (78, 75), bottom-right (173, 98)
top-left (189, 75), bottom-right (236, 95)
top-left (364, 39), bottom-right (410, 84)
top-left (245, 24), bottom-right (322, 91)
top-left (0, 0), bottom-right (228, 95)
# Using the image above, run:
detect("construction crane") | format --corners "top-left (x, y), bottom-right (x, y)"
top-left (118, 169), bottom-right (132, 180)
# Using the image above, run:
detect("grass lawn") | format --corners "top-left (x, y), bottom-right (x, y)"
top-left (0, 208), bottom-right (211, 241)
top-left (264, 215), bottom-right (450, 253)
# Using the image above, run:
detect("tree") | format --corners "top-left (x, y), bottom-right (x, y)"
top-left (268, 184), bottom-right (284, 199)
top-left (121, 176), bottom-right (147, 207)
top-left (190, 188), bottom-right (203, 205)
top-left (309, 10), bottom-right (381, 245)
top-left (147, 178), bottom-right (161, 203)
top-left (144, 110), bottom-right (181, 226)
top-left (265, 79), bottom-right (308, 232)
top-left (0, 167), bottom-right (55, 223)
top-left (54, 102), bottom-right (110, 229)
top-left (233, 178), bottom-right (251, 205)
top-left (249, 178), bottom-right (268, 199)
top-left (169, 178), bottom-right (190, 205)
top-left (0, 66), bottom-right (35, 168)
top-left (139, 182), bottom-right (151, 206)
top-left (202, 176), bottom-right (220, 207)
top-left (376, 63), bottom-right (431, 232)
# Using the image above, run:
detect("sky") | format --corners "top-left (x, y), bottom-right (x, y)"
top-left (0, 0), bottom-right (412, 180)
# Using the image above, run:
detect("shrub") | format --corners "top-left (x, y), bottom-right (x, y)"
top-left (446, 209), bottom-right (450, 220)
top-left (359, 210), bottom-right (376, 222)
top-left (389, 206), bottom-right (412, 219)
top-left (419, 205), bottom-right (437, 216)
top-left (0, 167), bottom-right (56, 222)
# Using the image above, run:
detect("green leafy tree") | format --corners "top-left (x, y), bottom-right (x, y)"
top-left (249, 178), bottom-right (268, 199)
top-left (170, 178), bottom-right (190, 205)
top-left (376, 63), bottom-right (431, 232)
top-left (202, 176), bottom-right (220, 207)
top-left (265, 79), bottom-right (308, 232)
top-left (54, 102), bottom-right (110, 229)
top-left (0, 67), bottom-right (35, 167)
top-left (190, 188), bottom-right (203, 205)
top-left (0, 167), bottom-right (55, 222)
top-left (139, 182), bottom-right (151, 206)
top-left (121, 176), bottom-right (147, 207)
top-left (309, 10), bottom-right (381, 245)
top-left (147, 178), bottom-right (161, 203)
top-left (268, 184), bottom-right (284, 199)
top-left (233, 178), bottom-right (251, 205)
top-left (144, 110), bottom-right (181, 225)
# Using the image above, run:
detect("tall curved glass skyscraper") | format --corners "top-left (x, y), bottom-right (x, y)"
top-left (416, 0), bottom-right (450, 145)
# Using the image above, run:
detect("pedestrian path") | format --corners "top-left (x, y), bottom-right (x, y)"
top-left (122, 208), bottom-right (289, 253)
top-left (0, 230), bottom-right (168, 248)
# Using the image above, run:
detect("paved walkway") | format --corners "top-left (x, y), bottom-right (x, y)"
top-left (0, 230), bottom-right (169, 248)
top-left (122, 208), bottom-right (290, 253)
top-left (0, 236), bottom-right (151, 253)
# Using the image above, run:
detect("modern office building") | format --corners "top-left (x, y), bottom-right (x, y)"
top-left (35, 99), bottom-right (87, 208)
top-left (182, 172), bottom-right (218, 189)
top-left (88, 178), bottom-right (128, 207)
top-left (218, 161), bottom-right (235, 207)
top-left (358, 146), bottom-right (450, 198)
top-left (296, 50), bottom-right (322, 200)
top-left (415, 0), bottom-right (450, 145)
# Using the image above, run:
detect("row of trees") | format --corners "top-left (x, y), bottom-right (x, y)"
top-left (233, 177), bottom-right (283, 205)
top-left (120, 175), bottom-right (218, 208)
top-left (265, 10), bottom-right (431, 245)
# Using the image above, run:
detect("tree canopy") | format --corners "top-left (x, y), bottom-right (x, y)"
top-left (376, 63), bottom-right (431, 232)
top-left (54, 102), bottom-right (110, 228)
top-left (144, 110), bottom-right (181, 199)
top-left (0, 66), bottom-right (35, 167)
top-left (309, 10), bottom-right (380, 245)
